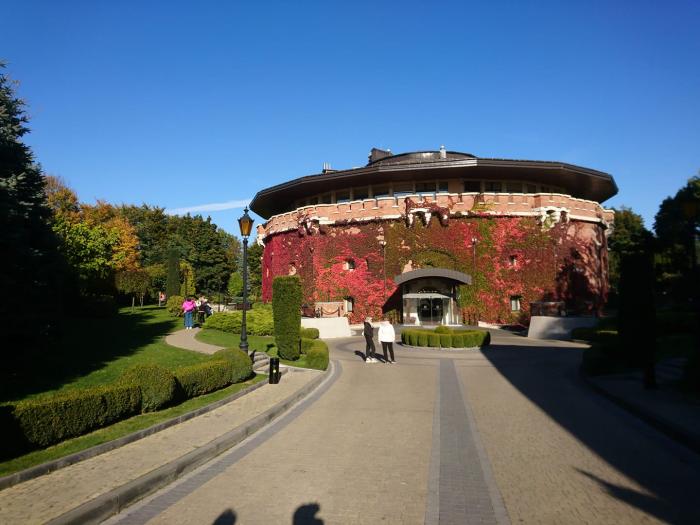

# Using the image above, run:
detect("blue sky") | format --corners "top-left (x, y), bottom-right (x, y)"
top-left (4, 1), bottom-right (699, 235)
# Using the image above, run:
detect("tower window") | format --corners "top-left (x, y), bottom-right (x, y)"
top-left (463, 180), bottom-right (481, 192)
top-left (344, 297), bottom-right (354, 313)
top-left (510, 295), bottom-right (522, 311)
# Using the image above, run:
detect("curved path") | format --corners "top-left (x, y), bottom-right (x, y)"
top-left (165, 328), bottom-right (224, 355)
top-left (106, 332), bottom-right (700, 524)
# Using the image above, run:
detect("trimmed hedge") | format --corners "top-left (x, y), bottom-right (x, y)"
top-left (300, 327), bottom-right (320, 339)
top-left (0, 349), bottom-right (256, 458)
top-left (204, 309), bottom-right (274, 336)
top-left (418, 332), bottom-right (429, 347)
top-left (120, 364), bottom-right (177, 412)
top-left (401, 328), bottom-right (490, 349)
top-left (1, 383), bottom-right (141, 455)
top-left (273, 276), bottom-right (302, 360)
top-left (434, 325), bottom-right (451, 334)
top-left (300, 337), bottom-right (313, 354)
top-left (306, 339), bottom-right (330, 371)
top-left (213, 348), bottom-right (253, 383)
top-left (166, 295), bottom-right (185, 317)
top-left (175, 361), bottom-right (233, 399)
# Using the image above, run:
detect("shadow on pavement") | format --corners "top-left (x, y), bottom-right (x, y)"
top-left (212, 508), bottom-right (237, 524)
top-left (211, 503), bottom-right (323, 524)
top-left (480, 337), bottom-right (700, 524)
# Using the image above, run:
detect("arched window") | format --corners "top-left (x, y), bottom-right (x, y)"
top-left (344, 259), bottom-right (356, 270)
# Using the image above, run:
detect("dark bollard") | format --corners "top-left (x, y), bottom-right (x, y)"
top-left (269, 357), bottom-right (281, 384)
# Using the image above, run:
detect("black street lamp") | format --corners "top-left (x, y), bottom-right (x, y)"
top-left (238, 207), bottom-right (254, 356)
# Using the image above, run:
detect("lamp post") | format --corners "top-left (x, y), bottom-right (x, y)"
top-left (238, 207), bottom-right (254, 356)
top-left (379, 239), bottom-right (387, 302)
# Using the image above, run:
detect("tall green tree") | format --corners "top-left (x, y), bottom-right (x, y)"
top-left (165, 248), bottom-right (180, 298)
top-left (0, 64), bottom-right (65, 342)
top-left (654, 175), bottom-right (700, 304)
top-left (607, 207), bottom-right (652, 298)
top-left (247, 241), bottom-right (264, 301)
top-left (227, 272), bottom-right (243, 297)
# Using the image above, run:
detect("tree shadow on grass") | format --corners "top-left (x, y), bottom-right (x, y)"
top-left (1, 307), bottom-right (179, 402)
top-left (478, 335), bottom-right (700, 524)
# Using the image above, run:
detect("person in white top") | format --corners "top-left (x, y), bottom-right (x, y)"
top-left (378, 318), bottom-right (396, 364)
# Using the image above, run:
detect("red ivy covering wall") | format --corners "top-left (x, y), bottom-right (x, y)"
top-left (262, 215), bottom-right (608, 324)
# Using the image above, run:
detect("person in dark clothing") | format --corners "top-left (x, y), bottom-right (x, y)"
top-left (363, 316), bottom-right (377, 363)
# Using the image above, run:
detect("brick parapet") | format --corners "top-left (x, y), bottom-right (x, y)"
top-left (257, 193), bottom-right (615, 242)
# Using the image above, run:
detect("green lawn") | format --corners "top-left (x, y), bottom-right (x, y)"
top-left (2, 306), bottom-right (209, 403)
top-left (196, 329), bottom-right (318, 368)
top-left (0, 374), bottom-right (266, 477)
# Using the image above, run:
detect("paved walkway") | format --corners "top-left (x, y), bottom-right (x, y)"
top-left (104, 332), bottom-right (700, 524)
top-left (2, 331), bottom-right (700, 524)
top-left (165, 328), bottom-right (224, 355)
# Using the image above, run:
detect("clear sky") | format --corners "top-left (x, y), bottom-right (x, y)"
top-left (4, 1), bottom-right (699, 235)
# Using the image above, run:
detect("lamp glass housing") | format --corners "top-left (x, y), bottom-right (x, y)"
top-left (238, 208), bottom-right (254, 237)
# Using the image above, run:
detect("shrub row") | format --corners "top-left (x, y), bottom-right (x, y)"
top-left (300, 327), bottom-right (320, 339)
top-left (401, 328), bottom-right (490, 348)
top-left (174, 361), bottom-right (233, 399)
top-left (2, 349), bottom-right (253, 457)
top-left (305, 339), bottom-right (330, 371)
top-left (204, 310), bottom-right (274, 336)
top-left (1, 382), bottom-right (141, 458)
top-left (213, 348), bottom-right (254, 384)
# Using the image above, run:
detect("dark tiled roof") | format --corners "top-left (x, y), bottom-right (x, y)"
top-left (250, 150), bottom-right (617, 219)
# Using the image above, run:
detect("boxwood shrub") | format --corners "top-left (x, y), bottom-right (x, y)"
top-left (300, 337), bottom-right (314, 354)
top-left (418, 332), bottom-right (429, 347)
top-left (213, 348), bottom-right (253, 383)
top-left (120, 364), bottom-right (177, 412)
top-left (166, 295), bottom-right (185, 317)
top-left (204, 309), bottom-right (274, 336)
top-left (2, 382), bottom-right (141, 454)
top-left (434, 325), bottom-right (451, 334)
top-left (273, 276), bottom-right (302, 360)
top-left (300, 327), bottom-right (320, 339)
top-left (306, 339), bottom-right (329, 371)
top-left (175, 361), bottom-right (233, 399)
top-left (401, 328), bottom-right (490, 349)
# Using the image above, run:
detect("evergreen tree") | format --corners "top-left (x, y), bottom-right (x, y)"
top-left (0, 64), bottom-right (65, 344)
top-left (165, 248), bottom-right (180, 298)
top-left (654, 176), bottom-right (700, 306)
top-left (247, 242), bottom-right (264, 300)
top-left (607, 206), bottom-right (652, 300)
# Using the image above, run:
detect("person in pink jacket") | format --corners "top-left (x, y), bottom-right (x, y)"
top-left (182, 297), bottom-right (197, 330)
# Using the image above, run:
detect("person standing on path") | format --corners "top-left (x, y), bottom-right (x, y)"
top-left (378, 318), bottom-right (396, 364)
top-left (182, 297), bottom-right (196, 330)
top-left (363, 316), bottom-right (378, 363)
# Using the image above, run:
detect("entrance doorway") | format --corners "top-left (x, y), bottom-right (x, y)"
top-left (418, 297), bottom-right (444, 324)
